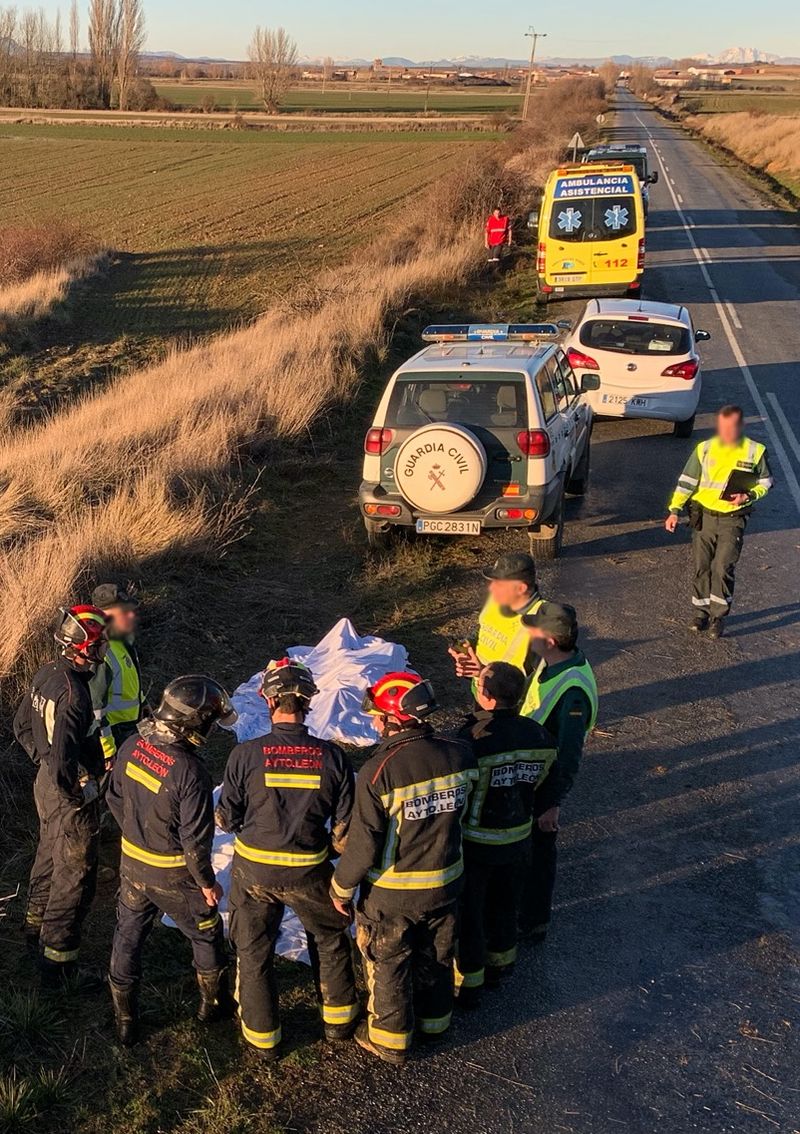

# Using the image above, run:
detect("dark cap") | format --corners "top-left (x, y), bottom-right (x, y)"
top-left (91, 582), bottom-right (140, 610)
top-left (482, 552), bottom-right (537, 584)
top-left (521, 601), bottom-right (578, 639)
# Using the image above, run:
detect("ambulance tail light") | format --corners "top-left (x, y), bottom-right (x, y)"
top-left (662, 360), bottom-right (699, 382)
top-left (567, 348), bottom-right (599, 371)
top-left (537, 242), bottom-right (547, 274)
top-left (364, 427), bottom-right (394, 455)
top-left (637, 239), bottom-right (646, 270)
top-left (517, 429), bottom-right (551, 458)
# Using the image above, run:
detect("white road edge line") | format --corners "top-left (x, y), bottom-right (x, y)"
top-left (634, 111), bottom-right (800, 518)
top-left (725, 301), bottom-right (743, 330)
top-left (767, 393), bottom-right (800, 465)
top-left (677, 193), bottom-right (684, 204)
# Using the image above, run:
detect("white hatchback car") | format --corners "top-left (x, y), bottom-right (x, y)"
top-left (564, 299), bottom-right (711, 437)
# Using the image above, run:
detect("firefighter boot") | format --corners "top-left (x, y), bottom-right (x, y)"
top-left (354, 1022), bottom-right (407, 1067)
top-left (196, 969), bottom-right (237, 1024)
top-left (109, 979), bottom-right (140, 1047)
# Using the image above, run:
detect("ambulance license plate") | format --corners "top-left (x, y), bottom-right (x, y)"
top-left (416, 518), bottom-right (481, 535)
top-left (553, 274), bottom-right (586, 283)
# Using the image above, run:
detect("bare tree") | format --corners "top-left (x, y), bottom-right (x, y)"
top-left (69, 0), bottom-right (80, 58)
top-left (598, 60), bottom-right (620, 94)
top-left (248, 25), bottom-right (297, 113)
top-left (117, 0), bottom-right (144, 110)
top-left (88, 0), bottom-right (121, 108)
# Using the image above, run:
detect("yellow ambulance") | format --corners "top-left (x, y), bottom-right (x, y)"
top-left (529, 163), bottom-right (646, 301)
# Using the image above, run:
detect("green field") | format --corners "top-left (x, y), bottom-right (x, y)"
top-left (680, 89), bottom-right (800, 115)
top-left (0, 123), bottom-right (485, 352)
top-left (153, 80), bottom-right (523, 114)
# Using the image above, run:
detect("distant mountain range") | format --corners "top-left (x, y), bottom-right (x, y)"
top-left (142, 47), bottom-right (800, 69)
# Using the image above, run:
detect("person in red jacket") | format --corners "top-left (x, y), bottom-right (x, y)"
top-left (485, 206), bottom-right (512, 263)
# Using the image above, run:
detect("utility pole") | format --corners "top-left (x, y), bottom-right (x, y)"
top-left (424, 63), bottom-right (432, 113)
top-left (522, 27), bottom-right (547, 121)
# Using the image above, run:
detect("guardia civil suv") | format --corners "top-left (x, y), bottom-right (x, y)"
top-left (360, 323), bottom-right (598, 559)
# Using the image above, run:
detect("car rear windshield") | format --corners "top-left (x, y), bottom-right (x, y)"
top-left (585, 152), bottom-right (648, 181)
top-left (580, 318), bottom-right (691, 355)
top-left (550, 196), bottom-right (638, 242)
top-left (386, 374), bottom-right (527, 429)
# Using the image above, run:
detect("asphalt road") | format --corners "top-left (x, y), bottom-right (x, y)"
top-left (294, 95), bottom-right (800, 1133)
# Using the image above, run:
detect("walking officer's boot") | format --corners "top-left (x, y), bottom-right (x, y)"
top-left (108, 978), bottom-right (140, 1047)
top-left (196, 968), bottom-right (237, 1024)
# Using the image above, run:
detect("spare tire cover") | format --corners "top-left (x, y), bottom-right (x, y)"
top-left (394, 423), bottom-right (487, 514)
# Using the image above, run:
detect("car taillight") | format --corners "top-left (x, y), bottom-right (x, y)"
top-left (496, 507), bottom-right (538, 521)
top-left (364, 503), bottom-right (402, 517)
top-left (516, 429), bottom-right (551, 457)
top-left (567, 348), bottom-right (600, 371)
top-left (637, 238), bottom-right (645, 270)
top-left (537, 242), bottom-right (547, 274)
top-left (662, 359), bottom-right (699, 382)
top-left (364, 427), bottom-right (394, 455)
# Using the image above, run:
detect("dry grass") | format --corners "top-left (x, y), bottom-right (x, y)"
top-left (687, 112), bottom-right (800, 176)
top-left (0, 79), bottom-right (598, 705)
top-left (0, 253), bottom-right (106, 328)
top-left (0, 223), bottom-right (98, 288)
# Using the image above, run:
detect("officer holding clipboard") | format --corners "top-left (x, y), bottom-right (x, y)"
top-left (665, 405), bottom-right (773, 638)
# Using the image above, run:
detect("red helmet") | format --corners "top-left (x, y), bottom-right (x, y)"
top-left (362, 671), bottom-right (438, 723)
top-left (54, 605), bottom-right (109, 665)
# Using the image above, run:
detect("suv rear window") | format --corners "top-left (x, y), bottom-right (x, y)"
top-left (386, 374), bottom-right (527, 429)
top-left (585, 151), bottom-right (648, 181)
top-left (580, 319), bottom-right (690, 356)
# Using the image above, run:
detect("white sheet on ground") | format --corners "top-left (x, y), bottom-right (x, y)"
top-left (164, 620), bottom-right (407, 964)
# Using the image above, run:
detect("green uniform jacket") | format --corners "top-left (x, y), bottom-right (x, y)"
top-left (521, 651), bottom-right (598, 804)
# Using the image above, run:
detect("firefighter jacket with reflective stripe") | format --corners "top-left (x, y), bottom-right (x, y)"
top-left (106, 728), bottom-right (216, 889)
top-left (332, 724), bottom-right (479, 914)
top-left (13, 658), bottom-right (103, 805)
top-left (475, 592), bottom-right (543, 675)
top-left (669, 436), bottom-right (772, 515)
top-left (521, 652), bottom-right (598, 804)
top-left (91, 637), bottom-right (143, 761)
top-left (216, 722), bottom-right (355, 884)
top-left (457, 709), bottom-right (558, 864)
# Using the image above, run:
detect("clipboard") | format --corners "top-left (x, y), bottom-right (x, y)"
top-left (720, 469), bottom-right (757, 502)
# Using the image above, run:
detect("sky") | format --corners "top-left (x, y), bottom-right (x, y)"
top-left (35, 0), bottom-right (800, 62)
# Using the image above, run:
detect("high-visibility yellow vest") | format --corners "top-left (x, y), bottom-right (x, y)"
top-left (521, 657), bottom-right (598, 732)
top-left (670, 437), bottom-right (768, 515)
top-left (104, 639), bottom-right (142, 726)
top-left (476, 594), bottom-right (543, 673)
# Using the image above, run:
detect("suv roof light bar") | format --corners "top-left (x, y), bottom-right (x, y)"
top-left (422, 323), bottom-right (565, 343)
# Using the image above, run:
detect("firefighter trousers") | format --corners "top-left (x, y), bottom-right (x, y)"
top-left (228, 862), bottom-right (357, 1052)
top-left (26, 768), bottom-right (100, 963)
top-left (458, 852), bottom-right (527, 987)
top-left (109, 874), bottom-right (226, 989)
top-left (355, 898), bottom-right (457, 1055)
top-left (692, 509), bottom-right (747, 619)
top-left (519, 824), bottom-right (558, 937)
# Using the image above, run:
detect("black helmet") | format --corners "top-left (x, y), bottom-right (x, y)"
top-left (153, 675), bottom-right (238, 744)
top-left (260, 658), bottom-right (318, 702)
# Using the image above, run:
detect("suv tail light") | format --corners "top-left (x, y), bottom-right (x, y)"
top-left (537, 242), bottom-right (547, 274)
top-left (517, 429), bottom-right (551, 457)
top-left (567, 348), bottom-right (599, 371)
top-left (637, 238), bottom-right (645, 270)
top-left (662, 359), bottom-right (699, 382)
top-left (364, 427), bottom-right (394, 455)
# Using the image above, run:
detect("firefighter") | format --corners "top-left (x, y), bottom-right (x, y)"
top-left (455, 662), bottom-right (558, 1006)
top-left (216, 659), bottom-right (357, 1062)
top-left (330, 672), bottom-right (478, 1066)
top-left (449, 552), bottom-right (544, 691)
top-left (666, 404), bottom-right (773, 638)
top-left (485, 204), bottom-right (512, 263)
top-left (106, 675), bottom-right (237, 1046)
top-left (90, 582), bottom-right (144, 762)
top-left (519, 603), bottom-right (598, 942)
top-left (13, 606), bottom-right (109, 985)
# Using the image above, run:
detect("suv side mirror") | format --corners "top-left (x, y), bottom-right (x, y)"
top-left (527, 208), bottom-right (540, 230)
top-left (695, 329), bottom-right (711, 342)
top-left (581, 373), bottom-right (601, 392)
top-left (649, 171), bottom-right (659, 184)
